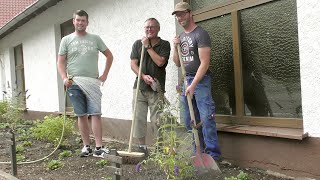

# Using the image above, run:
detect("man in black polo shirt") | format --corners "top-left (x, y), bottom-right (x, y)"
top-left (130, 18), bottom-right (170, 154)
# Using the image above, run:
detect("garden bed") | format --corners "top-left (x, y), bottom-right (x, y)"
top-left (0, 116), bottom-right (293, 180)
top-left (0, 136), bottom-right (292, 180)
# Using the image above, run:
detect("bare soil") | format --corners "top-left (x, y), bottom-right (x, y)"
top-left (0, 127), bottom-right (292, 180)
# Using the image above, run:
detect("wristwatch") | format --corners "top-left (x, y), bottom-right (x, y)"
top-left (145, 44), bottom-right (152, 49)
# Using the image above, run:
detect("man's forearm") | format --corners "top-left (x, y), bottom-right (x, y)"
top-left (147, 48), bottom-right (166, 67)
top-left (190, 64), bottom-right (208, 88)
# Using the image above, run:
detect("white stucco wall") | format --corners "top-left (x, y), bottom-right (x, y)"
top-left (297, 0), bottom-right (320, 137)
top-left (0, 0), bottom-right (178, 120)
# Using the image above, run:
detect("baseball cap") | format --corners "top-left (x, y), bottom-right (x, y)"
top-left (172, 2), bottom-right (191, 15)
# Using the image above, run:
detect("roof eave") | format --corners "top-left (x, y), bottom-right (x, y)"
top-left (0, 0), bottom-right (63, 40)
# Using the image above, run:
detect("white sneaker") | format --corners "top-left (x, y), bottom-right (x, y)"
top-left (93, 146), bottom-right (110, 158)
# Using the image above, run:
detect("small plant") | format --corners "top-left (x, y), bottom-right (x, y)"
top-left (96, 159), bottom-right (108, 168)
top-left (0, 122), bottom-right (9, 128)
top-left (16, 154), bottom-right (25, 162)
top-left (102, 177), bottom-right (112, 180)
top-left (59, 150), bottom-right (72, 159)
top-left (137, 88), bottom-right (196, 179)
top-left (0, 100), bottom-right (9, 120)
top-left (237, 171), bottom-right (252, 180)
top-left (225, 171), bottom-right (252, 180)
top-left (75, 149), bottom-right (81, 154)
top-left (225, 177), bottom-right (238, 180)
top-left (0, 96), bottom-right (24, 130)
top-left (16, 133), bottom-right (29, 141)
top-left (15, 144), bottom-right (25, 153)
top-left (31, 115), bottom-right (75, 146)
top-left (22, 140), bottom-right (32, 147)
top-left (47, 160), bottom-right (63, 170)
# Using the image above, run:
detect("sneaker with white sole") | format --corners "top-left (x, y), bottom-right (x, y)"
top-left (93, 146), bottom-right (110, 158)
top-left (80, 146), bottom-right (92, 157)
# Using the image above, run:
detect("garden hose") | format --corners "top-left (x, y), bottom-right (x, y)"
top-left (0, 91), bottom-right (68, 165)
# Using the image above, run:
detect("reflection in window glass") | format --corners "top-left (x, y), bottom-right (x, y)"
top-left (197, 15), bottom-right (235, 115)
top-left (240, 0), bottom-right (301, 118)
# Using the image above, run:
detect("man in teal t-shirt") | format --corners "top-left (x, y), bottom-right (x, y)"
top-left (57, 10), bottom-right (113, 158)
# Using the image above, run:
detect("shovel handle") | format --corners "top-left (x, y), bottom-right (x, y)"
top-left (128, 46), bottom-right (145, 152)
top-left (176, 46), bottom-right (201, 148)
top-left (177, 45), bottom-right (222, 174)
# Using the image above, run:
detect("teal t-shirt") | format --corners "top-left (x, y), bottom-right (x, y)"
top-left (58, 33), bottom-right (108, 78)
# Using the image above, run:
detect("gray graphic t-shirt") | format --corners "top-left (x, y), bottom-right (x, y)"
top-left (58, 33), bottom-right (108, 78)
top-left (179, 26), bottom-right (211, 75)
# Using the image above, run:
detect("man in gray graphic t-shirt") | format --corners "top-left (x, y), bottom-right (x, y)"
top-left (172, 2), bottom-right (221, 161)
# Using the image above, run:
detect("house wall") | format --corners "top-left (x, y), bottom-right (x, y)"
top-left (297, 0), bottom-right (320, 137)
top-left (0, 0), bottom-right (178, 119)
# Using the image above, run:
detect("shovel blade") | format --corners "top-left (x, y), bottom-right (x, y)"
top-left (201, 153), bottom-right (221, 173)
top-left (191, 155), bottom-right (207, 174)
top-left (191, 153), bottom-right (221, 174)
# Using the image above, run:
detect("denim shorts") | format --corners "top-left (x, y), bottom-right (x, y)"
top-left (67, 85), bottom-right (102, 116)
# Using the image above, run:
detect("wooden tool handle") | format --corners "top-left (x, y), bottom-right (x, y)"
top-left (177, 45), bottom-right (201, 148)
top-left (128, 46), bottom-right (145, 152)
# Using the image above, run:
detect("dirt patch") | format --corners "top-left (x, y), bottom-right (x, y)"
top-left (0, 135), bottom-right (293, 180)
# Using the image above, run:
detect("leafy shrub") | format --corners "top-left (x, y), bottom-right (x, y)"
top-left (0, 122), bottom-right (9, 129)
top-left (16, 155), bottom-right (26, 162)
top-left (59, 150), bottom-right (72, 159)
top-left (0, 99), bottom-right (23, 130)
top-left (237, 171), bottom-right (252, 180)
top-left (225, 171), bottom-right (252, 180)
top-left (22, 141), bottom-right (32, 147)
top-left (138, 90), bottom-right (196, 180)
top-left (47, 160), bottom-right (63, 170)
top-left (16, 144), bottom-right (25, 153)
top-left (0, 100), bottom-right (9, 120)
top-left (31, 115), bottom-right (75, 146)
top-left (102, 177), bottom-right (112, 180)
top-left (96, 159), bottom-right (108, 168)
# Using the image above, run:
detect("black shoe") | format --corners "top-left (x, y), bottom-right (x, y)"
top-left (138, 145), bottom-right (149, 157)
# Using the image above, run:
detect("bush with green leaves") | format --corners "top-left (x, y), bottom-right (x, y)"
top-left (0, 122), bottom-right (9, 129)
top-left (137, 90), bottom-right (196, 180)
top-left (225, 171), bottom-right (252, 180)
top-left (96, 159), bottom-right (108, 168)
top-left (22, 140), bottom-right (32, 147)
top-left (16, 144), bottom-right (25, 153)
top-left (102, 177), bottom-right (112, 180)
top-left (31, 115), bottom-right (75, 146)
top-left (16, 154), bottom-right (26, 162)
top-left (0, 98), bottom-right (23, 130)
top-left (0, 100), bottom-right (9, 120)
top-left (47, 160), bottom-right (63, 170)
top-left (59, 150), bottom-right (72, 159)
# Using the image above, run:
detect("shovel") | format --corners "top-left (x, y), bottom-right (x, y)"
top-left (177, 45), bottom-right (221, 174)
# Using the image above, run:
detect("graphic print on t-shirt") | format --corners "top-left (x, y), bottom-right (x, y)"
top-left (180, 36), bottom-right (194, 63)
top-left (70, 39), bottom-right (95, 55)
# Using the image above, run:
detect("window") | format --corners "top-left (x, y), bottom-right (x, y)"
top-left (191, 0), bottom-right (302, 129)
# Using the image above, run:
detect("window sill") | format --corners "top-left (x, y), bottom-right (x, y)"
top-left (217, 123), bottom-right (308, 140)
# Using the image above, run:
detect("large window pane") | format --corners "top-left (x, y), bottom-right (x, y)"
top-left (197, 14), bottom-right (234, 115)
top-left (240, 0), bottom-right (301, 118)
